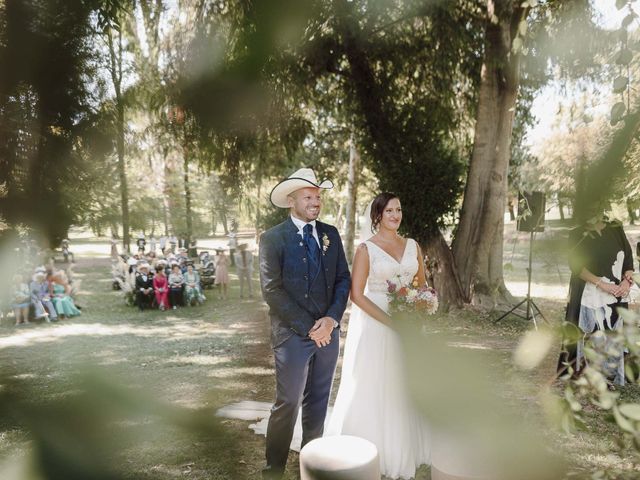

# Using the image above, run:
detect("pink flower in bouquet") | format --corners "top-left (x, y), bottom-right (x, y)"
top-left (386, 280), bottom-right (397, 293)
top-left (397, 287), bottom-right (408, 297)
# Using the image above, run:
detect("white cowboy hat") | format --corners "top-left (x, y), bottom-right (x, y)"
top-left (269, 167), bottom-right (333, 208)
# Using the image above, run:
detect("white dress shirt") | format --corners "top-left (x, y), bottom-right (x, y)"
top-left (290, 215), bottom-right (320, 248)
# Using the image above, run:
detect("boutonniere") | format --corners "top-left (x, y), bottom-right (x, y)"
top-left (322, 233), bottom-right (330, 254)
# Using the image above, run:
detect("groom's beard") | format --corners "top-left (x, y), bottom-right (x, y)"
top-left (292, 206), bottom-right (321, 223)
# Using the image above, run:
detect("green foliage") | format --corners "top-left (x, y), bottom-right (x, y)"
top-left (0, 0), bottom-right (105, 245)
top-left (554, 308), bottom-right (640, 468)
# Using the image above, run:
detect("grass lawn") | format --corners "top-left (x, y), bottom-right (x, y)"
top-left (0, 221), bottom-right (639, 479)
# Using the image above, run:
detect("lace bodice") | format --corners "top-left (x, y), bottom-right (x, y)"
top-left (364, 238), bottom-right (419, 295)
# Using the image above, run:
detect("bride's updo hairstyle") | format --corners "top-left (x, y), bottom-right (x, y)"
top-left (370, 192), bottom-right (399, 233)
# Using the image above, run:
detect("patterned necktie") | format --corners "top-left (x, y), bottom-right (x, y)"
top-left (303, 224), bottom-right (320, 266)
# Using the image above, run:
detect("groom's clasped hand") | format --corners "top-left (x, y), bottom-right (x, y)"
top-left (308, 316), bottom-right (334, 347)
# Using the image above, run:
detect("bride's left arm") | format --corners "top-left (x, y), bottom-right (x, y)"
top-left (415, 241), bottom-right (427, 288)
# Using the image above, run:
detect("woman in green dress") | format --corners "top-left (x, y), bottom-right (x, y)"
top-left (51, 280), bottom-right (81, 318)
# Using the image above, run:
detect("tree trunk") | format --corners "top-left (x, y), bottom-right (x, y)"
top-left (335, 203), bottom-right (345, 232)
top-left (116, 101), bottom-right (129, 252)
top-left (558, 196), bottom-right (565, 221)
top-left (182, 138), bottom-right (193, 245)
top-left (161, 145), bottom-right (171, 236)
top-left (255, 146), bottom-right (264, 242)
top-left (110, 223), bottom-right (120, 239)
top-left (573, 153), bottom-right (587, 222)
top-left (107, 25), bottom-right (130, 253)
top-left (452, 1), bottom-right (528, 304)
top-left (627, 199), bottom-right (636, 225)
top-left (220, 207), bottom-right (229, 235)
top-left (507, 195), bottom-right (516, 221)
top-left (423, 233), bottom-right (464, 310)
top-left (344, 136), bottom-right (360, 262)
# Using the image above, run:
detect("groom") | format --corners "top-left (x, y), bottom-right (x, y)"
top-left (259, 167), bottom-right (351, 478)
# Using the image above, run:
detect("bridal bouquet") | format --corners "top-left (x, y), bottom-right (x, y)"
top-left (386, 279), bottom-right (438, 317)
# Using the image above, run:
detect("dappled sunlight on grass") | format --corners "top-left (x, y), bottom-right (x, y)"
top-left (162, 354), bottom-right (233, 367)
top-left (446, 341), bottom-right (494, 351)
top-left (0, 320), bottom-right (241, 349)
top-left (207, 366), bottom-right (274, 379)
top-left (504, 280), bottom-right (568, 300)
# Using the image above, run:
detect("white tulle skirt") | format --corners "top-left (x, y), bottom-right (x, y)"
top-left (326, 292), bottom-right (430, 479)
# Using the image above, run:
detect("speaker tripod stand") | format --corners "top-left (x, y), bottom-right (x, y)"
top-left (495, 230), bottom-right (548, 329)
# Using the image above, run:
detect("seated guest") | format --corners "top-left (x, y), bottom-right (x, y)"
top-left (50, 276), bottom-right (81, 319)
top-left (12, 274), bottom-right (31, 325)
top-left (30, 268), bottom-right (58, 322)
top-left (153, 264), bottom-right (169, 311)
top-left (168, 264), bottom-right (185, 309)
top-left (135, 263), bottom-right (154, 311)
top-left (184, 263), bottom-right (205, 306)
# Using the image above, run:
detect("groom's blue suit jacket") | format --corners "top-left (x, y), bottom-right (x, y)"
top-left (259, 217), bottom-right (351, 348)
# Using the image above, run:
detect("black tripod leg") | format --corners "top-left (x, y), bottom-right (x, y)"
top-left (494, 298), bottom-right (528, 323)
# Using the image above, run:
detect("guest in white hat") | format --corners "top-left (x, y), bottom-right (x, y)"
top-left (135, 263), bottom-right (154, 311)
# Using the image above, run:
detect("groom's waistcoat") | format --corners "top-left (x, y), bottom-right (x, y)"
top-left (259, 217), bottom-right (351, 348)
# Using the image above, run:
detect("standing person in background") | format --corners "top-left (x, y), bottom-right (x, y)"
top-left (149, 235), bottom-right (157, 255)
top-left (188, 238), bottom-right (198, 258)
top-left (159, 236), bottom-right (167, 255)
top-left (234, 243), bottom-right (254, 298)
top-left (169, 234), bottom-right (178, 254)
top-left (214, 248), bottom-right (229, 300)
top-left (558, 210), bottom-right (635, 388)
top-left (61, 239), bottom-right (74, 263)
top-left (136, 234), bottom-right (146, 254)
top-left (110, 238), bottom-right (119, 259)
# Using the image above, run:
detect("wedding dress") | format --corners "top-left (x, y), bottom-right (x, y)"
top-left (326, 238), bottom-right (430, 479)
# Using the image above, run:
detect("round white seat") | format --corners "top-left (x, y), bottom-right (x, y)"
top-left (299, 435), bottom-right (380, 480)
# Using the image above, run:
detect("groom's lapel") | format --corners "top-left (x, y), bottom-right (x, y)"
top-left (315, 221), bottom-right (324, 258)
top-left (315, 221), bottom-right (330, 267)
top-left (284, 217), bottom-right (306, 259)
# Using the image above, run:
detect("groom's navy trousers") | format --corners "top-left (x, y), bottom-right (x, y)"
top-left (267, 328), bottom-right (340, 468)
top-left (259, 217), bottom-right (350, 474)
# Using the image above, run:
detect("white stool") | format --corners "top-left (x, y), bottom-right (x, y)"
top-left (299, 435), bottom-right (380, 480)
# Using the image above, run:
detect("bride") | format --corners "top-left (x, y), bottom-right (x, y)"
top-left (326, 192), bottom-right (430, 479)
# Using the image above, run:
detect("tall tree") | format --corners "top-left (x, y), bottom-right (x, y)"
top-left (344, 136), bottom-right (360, 261)
top-left (0, 0), bottom-right (103, 245)
top-left (100, 2), bottom-right (132, 252)
top-left (452, 0), bottom-right (530, 305)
